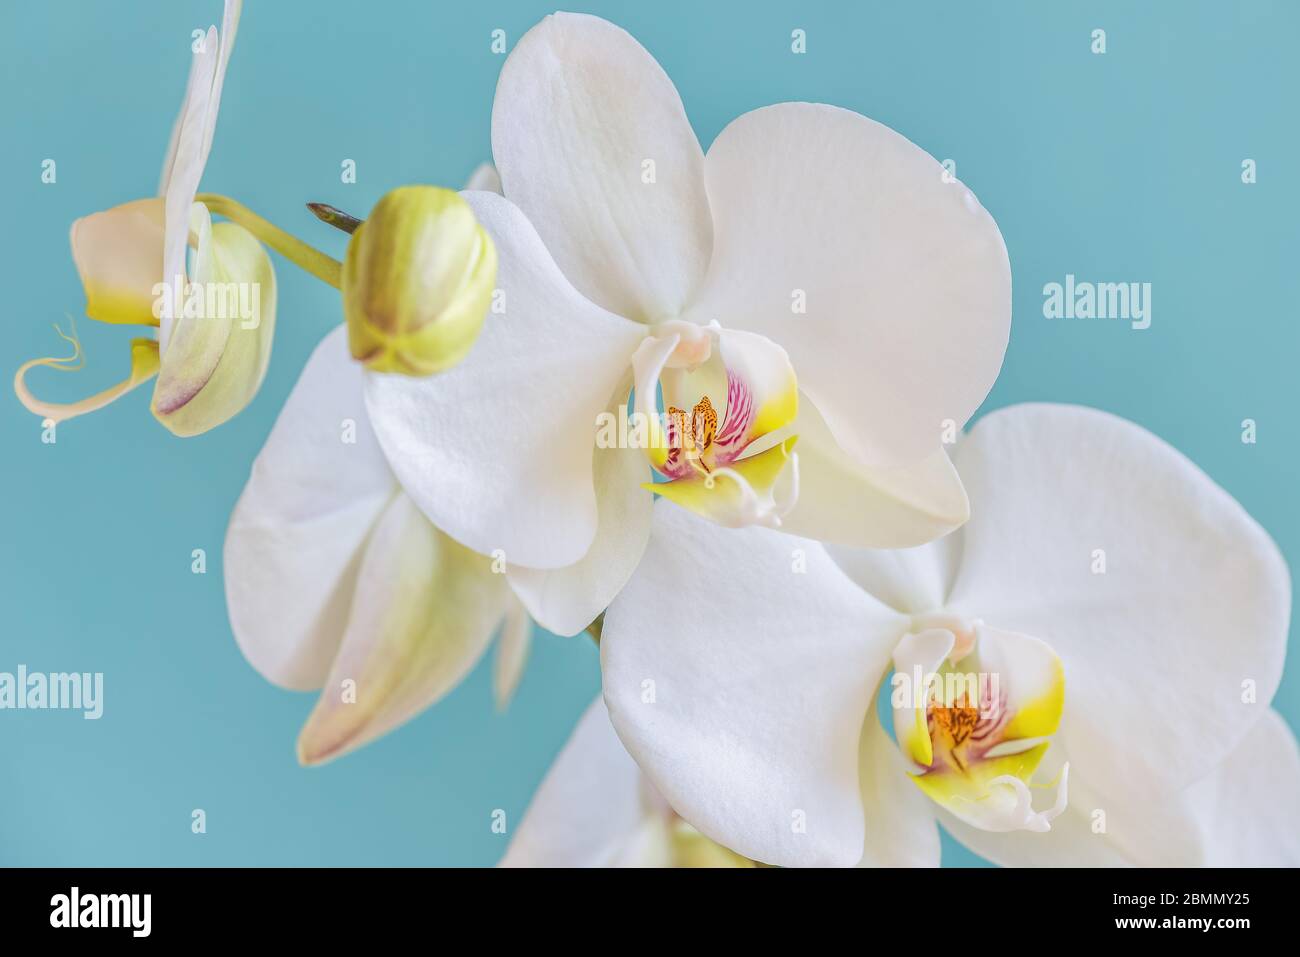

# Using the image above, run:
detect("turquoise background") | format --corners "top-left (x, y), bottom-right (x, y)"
top-left (1, 0), bottom-right (1296, 867)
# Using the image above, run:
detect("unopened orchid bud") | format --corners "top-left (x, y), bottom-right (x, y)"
top-left (342, 186), bottom-right (497, 376)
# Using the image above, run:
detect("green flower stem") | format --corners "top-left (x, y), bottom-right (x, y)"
top-left (196, 193), bottom-right (342, 289)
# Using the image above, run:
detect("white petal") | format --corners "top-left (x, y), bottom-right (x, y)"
top-left (501, 697), bottom-right (657, 867)
top-left (493, 592), bottom-right (532, 710)
top-left (463, 163), bottom-right (502, 194)
top-left (780, 396), bottom-right (969, 548)
top-left (1179, 709), bottom-right (1300, 866)
top-left (159, 0), bottom-right (241, 195)
top-left (602, 502), bottom-right (908, 867)
top-left (824, 535), bottom-right (962, 618)
top-left (200, 0), bottom-right (242, 163)
top-left (365, 191), bottom-right (644, 570)
top-left (161, 28), bottom-right (217, 350)
top-left (507, 438), bottom-right (653, 636)
top-left (857, 707), bottom-right (941, 867)
top-left (224, 327), bottom-right (395, 690)
top-left (491, 12), bottom-right (711, 322)
top-left (942, 815), bottom-right (1128, 867)
top-left (607, 817), bottom-right (675, 868)
top-left (158, 33), bottom-right (206, 196)
top-left (297, 493), bottom-right (507, 765)
top-left (946, 404), bottom-right (1291, 802)
top-left (685, 103), bottom-right (1010, 467)
top-left (159, 3), bottom-right (244, 352)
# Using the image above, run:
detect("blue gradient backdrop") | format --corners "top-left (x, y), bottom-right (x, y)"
top-left (2, 0), bottom-right (1296, 866)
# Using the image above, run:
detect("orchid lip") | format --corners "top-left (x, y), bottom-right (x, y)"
top-left (890, 623), bottom-right (1069, 833)
top-left (625, 316), bottom-right (801, 528)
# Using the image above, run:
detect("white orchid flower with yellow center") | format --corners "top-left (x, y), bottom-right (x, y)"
top-left (224, 168), bottom-right (518, 764)
top-left (363, 12), bottom-right (1011, 637)
top-left (601, 404), bottom-right (1299, 867)
top-left (14, 0), bottom-right (345, 436)
top-left (502, 698), bottom-right (760, 868)
top-left (224, 324), bottom-right (532, 765)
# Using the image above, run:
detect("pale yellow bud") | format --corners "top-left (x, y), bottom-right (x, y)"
top-left (343, 186), bottom-right (497, 376)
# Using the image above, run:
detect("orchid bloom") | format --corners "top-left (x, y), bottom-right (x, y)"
top-left (601, 404), bottom-right (1299, 867)
top-left (224, 324), bottom-right (532, 765)
top-left (363, 12), bottom-right (1011, 638)
top-left (225, 168), bottom-right (524, 765)
top-left (502, 698), bottom-right (758, 868)
top-left (13, 0), bottom-right (285, 437)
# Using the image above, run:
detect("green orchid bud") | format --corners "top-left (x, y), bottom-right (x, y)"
top-left (342, 186), bottom-right (497, 376)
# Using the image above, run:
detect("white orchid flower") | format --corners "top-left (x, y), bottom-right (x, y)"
top-left (601, 404), bottom-right (1299, 867)
top-left (14, 0), bottom-right (282, 436)
top-left (364, 12), bottom-right (1011, 637)
top-left (502, 698), bottom-right (758, 868)
top-left (224, 324), bottom-right (533, 765)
